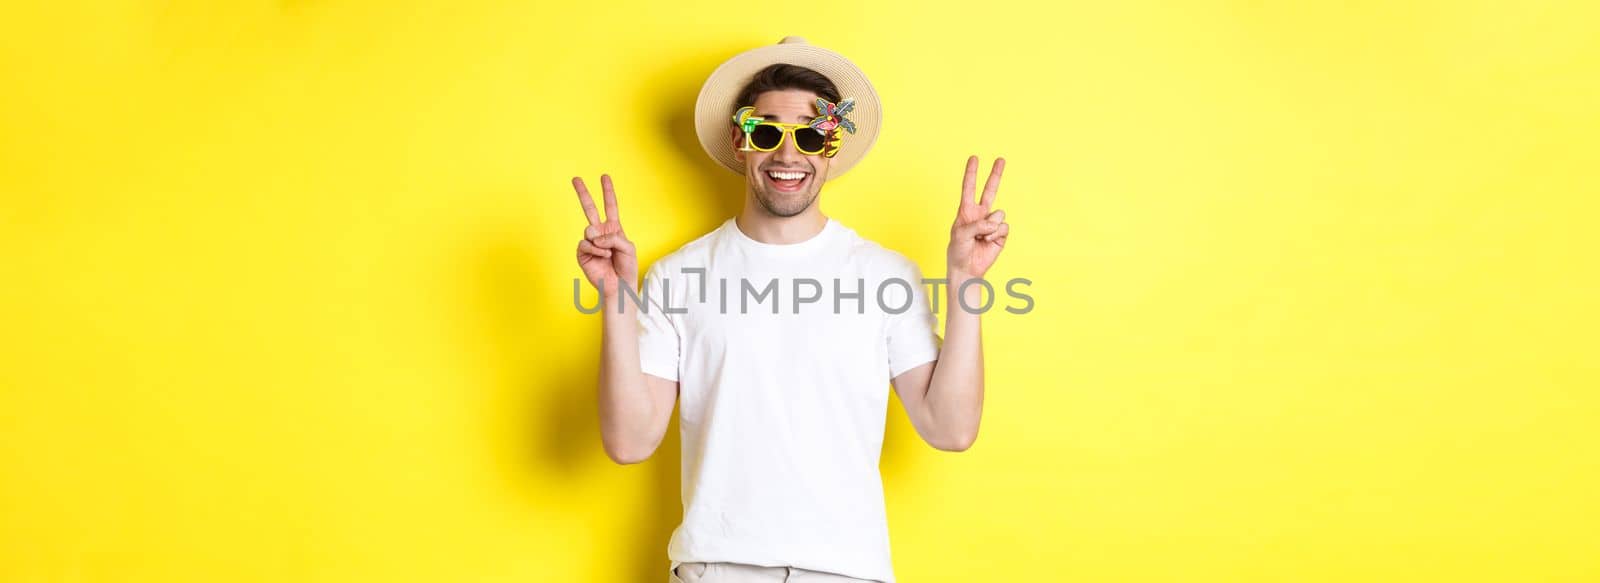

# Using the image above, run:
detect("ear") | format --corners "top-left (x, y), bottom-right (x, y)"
top-left (729, 125), bottom-right (745, 163)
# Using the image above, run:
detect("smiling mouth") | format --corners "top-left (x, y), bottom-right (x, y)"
top-left (763, 168), bottom-right (811, 192)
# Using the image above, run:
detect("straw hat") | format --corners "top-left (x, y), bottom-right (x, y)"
top-left (693, 36), bottom-right (881, 181)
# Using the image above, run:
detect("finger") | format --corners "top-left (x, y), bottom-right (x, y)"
top-left (961, 155), bottom-right (979, 208)
top-left (578, 239), bottom-right (612, 258)
top-left (592, 233), bottom-right (633, 252)
top-left (601, 174), bottom-right (620, 224)
top-left (985, 222), bottom-right (1010, 244)
top-left (980, 157), bottom-right (1005, 210)
top-left (612, 233), bottom-right (636, 255)
top-left (985, 209), bottom-right (1006, 224)
top-left (584, 222), bottom-right (620, 240)
top-left (573, 177), bottom-right (601, 226)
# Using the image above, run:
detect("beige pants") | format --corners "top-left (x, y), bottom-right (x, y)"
top-left (669, 561), bottom-right (882, 583)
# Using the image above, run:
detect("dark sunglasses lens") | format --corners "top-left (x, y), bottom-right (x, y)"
top-left (750, 125), bottom-right (783, 149)
top-left (794, 128), bottom-right (827, 153)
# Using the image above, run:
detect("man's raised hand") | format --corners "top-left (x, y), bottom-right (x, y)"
top-left (573, 174), bottom-right (638, 299)
top-left (947, 156), bottom-right (1010, 279)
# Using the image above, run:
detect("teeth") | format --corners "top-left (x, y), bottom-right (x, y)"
top-left (766, 171), bottom-right (806, 181)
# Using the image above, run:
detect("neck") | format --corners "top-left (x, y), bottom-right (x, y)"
top-left (735, 203), bottom-right (828, 244)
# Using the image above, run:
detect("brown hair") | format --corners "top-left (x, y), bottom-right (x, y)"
top-left (732, 64), bottom-right (841, 116)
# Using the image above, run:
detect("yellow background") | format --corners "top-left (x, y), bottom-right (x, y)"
top-left (3, 1), bottom-right (1598, 581)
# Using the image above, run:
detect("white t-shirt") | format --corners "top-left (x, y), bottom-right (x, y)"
top-left (637, 217), bottom-right (941, 583)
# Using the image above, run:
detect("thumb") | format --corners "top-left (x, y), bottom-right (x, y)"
top-left (956, 219), bottom-right (1003, 239)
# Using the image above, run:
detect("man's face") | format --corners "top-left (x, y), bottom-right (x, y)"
top-left (731, 89), bottom-right (832, 218)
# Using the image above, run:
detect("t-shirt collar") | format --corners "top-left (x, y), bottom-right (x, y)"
top-left (724, 216), bottom-right (840, 257)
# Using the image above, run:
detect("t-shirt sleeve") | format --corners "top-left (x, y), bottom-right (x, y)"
top-left (885, 258), bottom-right (943, 379)
top-left (636, 261), bottom-right (681, 382)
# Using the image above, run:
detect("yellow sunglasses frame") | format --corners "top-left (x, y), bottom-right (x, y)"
top-left (739, 121), bottom-right (837, 157)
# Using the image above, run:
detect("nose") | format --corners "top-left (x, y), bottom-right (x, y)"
top-left (773, 132), bottom-right (804, 162)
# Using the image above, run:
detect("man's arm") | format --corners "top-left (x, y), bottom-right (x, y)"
top-left (892, 275), bottom-right (986, 452)
top-left (598, 295), bottom-right (679, 465)
top-left (572, 174), bottom-right (678, 465)
top-left (892, 156), bottom-right (1010, 452)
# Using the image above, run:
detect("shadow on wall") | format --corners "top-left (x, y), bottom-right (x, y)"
top-left (468, 224), bottom-right (684, 582)
top-left (641, 45), bottom-right (747, 237)
top-left (457, 46), bottom-right (739, 582)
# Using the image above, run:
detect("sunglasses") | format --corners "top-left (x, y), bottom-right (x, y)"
top-left (741, 122), bottom-right (835, 156)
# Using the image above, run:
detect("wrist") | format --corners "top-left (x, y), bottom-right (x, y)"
top-left (943, 268), bottom-right (990, 316)
top-left (598, 279), bottom-right (639, 301)
top-left (946, 266), bottom-right (979, 284)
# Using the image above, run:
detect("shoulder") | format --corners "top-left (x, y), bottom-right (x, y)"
top-left (833, 221), bottom-right (927, 279)
top-left (644, 223), bottom-right (724, 275)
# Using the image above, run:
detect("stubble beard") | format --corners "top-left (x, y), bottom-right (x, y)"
top-left (750, 174), bottom-right (821, 218)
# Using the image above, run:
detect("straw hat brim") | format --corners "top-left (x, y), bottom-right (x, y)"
top-left (693, 37), bottom-right (881, 182)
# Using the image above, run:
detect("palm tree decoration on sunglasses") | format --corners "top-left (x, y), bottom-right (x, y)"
top-left (807, 97), bottom-right (856, 158)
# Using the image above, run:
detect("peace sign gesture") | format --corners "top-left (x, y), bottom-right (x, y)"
top-left (573, 174), bottom-right (638, 298)
top-left (947, 156), bottom-right (1010, 279)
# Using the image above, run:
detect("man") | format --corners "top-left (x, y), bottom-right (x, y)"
top-left (570, 37), bottom-right (1011, 583)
